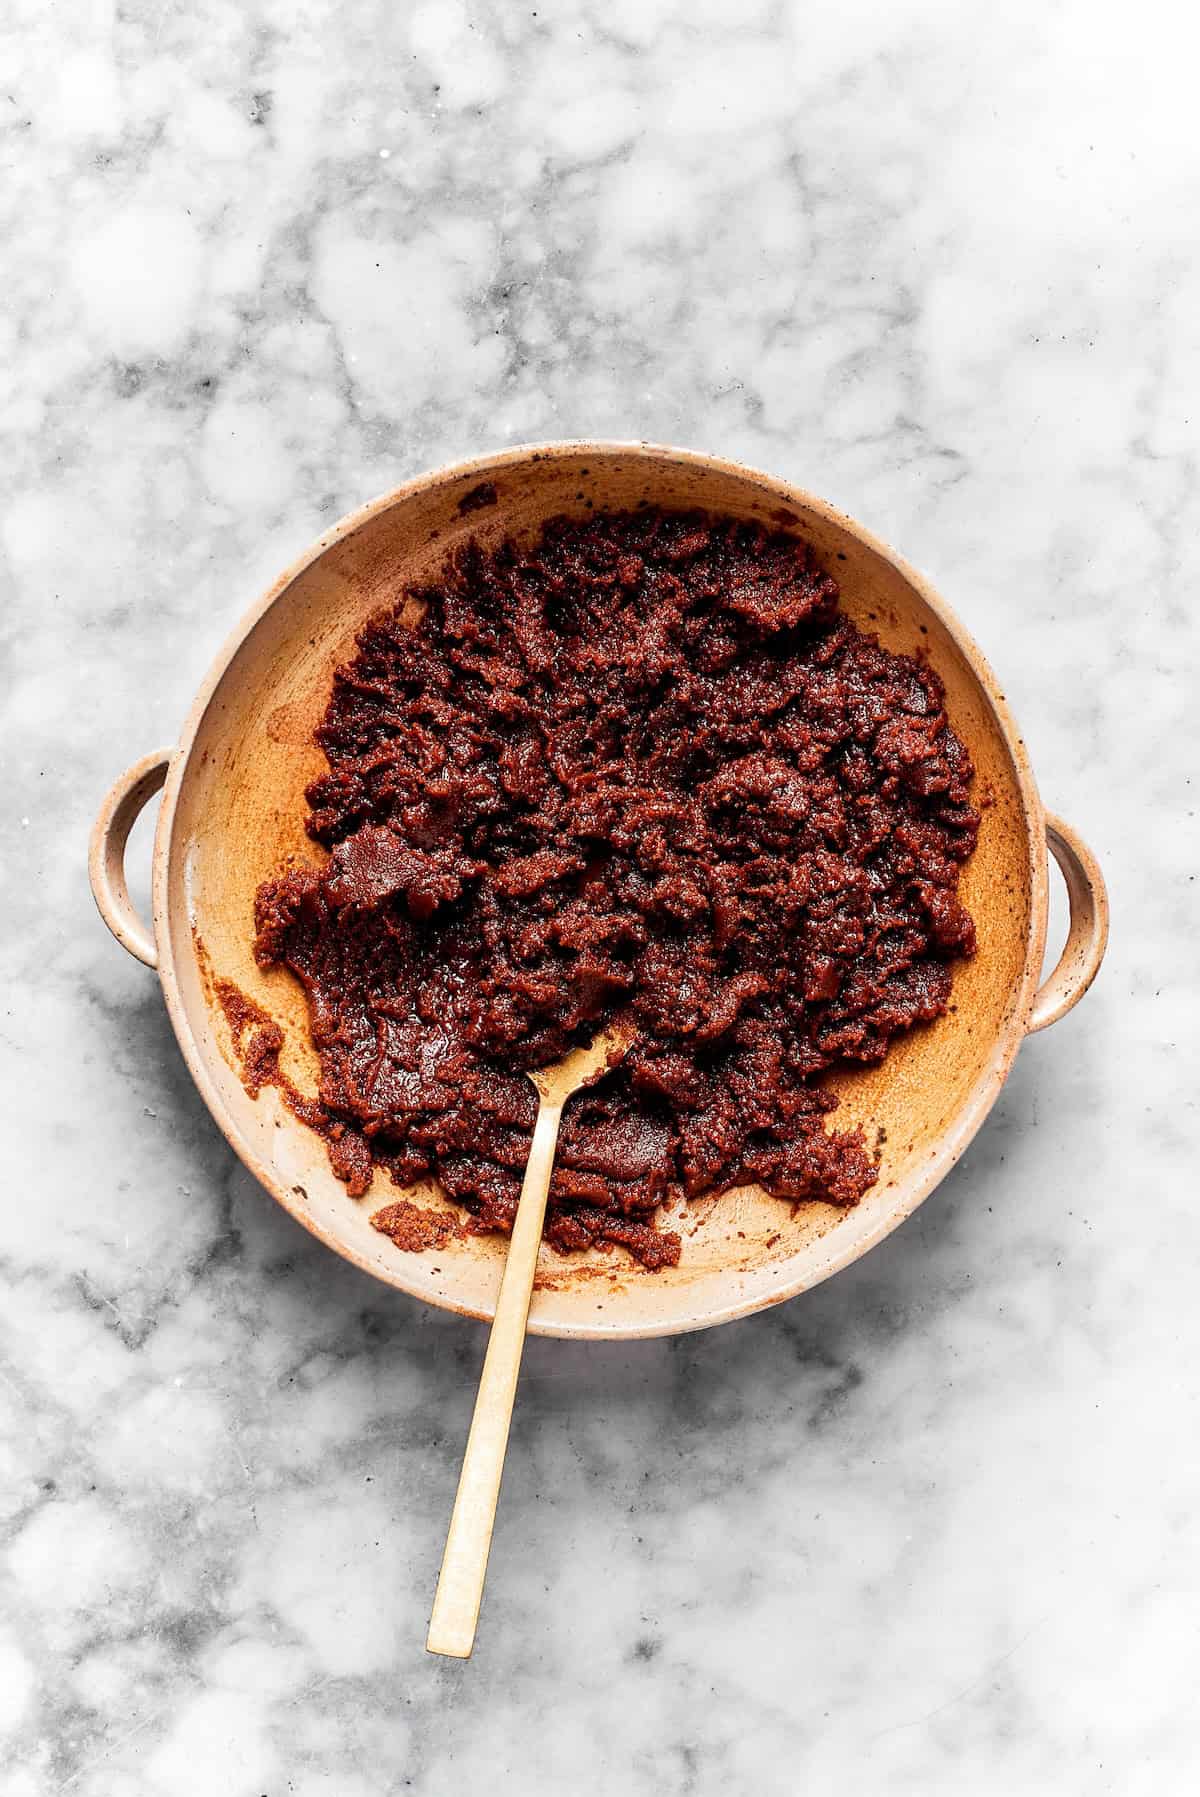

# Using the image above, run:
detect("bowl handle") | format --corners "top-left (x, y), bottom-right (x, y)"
top-left (1026, 813), bottom-right (1109, 1033)
top-left (88, 750), bottom-right (173, 969)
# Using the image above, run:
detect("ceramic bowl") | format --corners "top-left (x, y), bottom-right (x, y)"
top-left (89, 443), bottom-right (1108, 1338)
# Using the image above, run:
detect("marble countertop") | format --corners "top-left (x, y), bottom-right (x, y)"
top-left (3, 0), bottom-right (1196, 1790)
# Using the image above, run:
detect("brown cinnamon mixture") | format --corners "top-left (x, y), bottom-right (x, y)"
top-left (214, 978), bottom-right (285, 1098)
top-left (371, 1200), bottom-right (462, 1253)
top-left (252, 509), bottom-right (978, 1268)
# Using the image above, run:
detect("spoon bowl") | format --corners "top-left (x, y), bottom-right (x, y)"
top-left (88, 440), bottom-right (1107, 1339)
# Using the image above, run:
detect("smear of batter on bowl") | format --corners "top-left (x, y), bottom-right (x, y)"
top-left (250, 508), bottom-right (978, 1268)
top-left (372, 1199), bottom-right (463, 1252)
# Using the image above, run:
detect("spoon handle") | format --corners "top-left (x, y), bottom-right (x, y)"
top-left (426, 1098), bottom-right (563, 1658)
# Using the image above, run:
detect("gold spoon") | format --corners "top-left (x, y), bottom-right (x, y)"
top-left (426, 1021), bottom-right (633, 1659)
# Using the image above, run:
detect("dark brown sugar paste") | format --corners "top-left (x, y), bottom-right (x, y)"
top-left (252, 509), bottom-right (978, 1269)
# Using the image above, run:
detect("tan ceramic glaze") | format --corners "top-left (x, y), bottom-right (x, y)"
top-left (89, 443), bottom-right (1109, 1340)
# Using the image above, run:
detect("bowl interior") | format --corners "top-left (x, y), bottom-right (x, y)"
top-left (163, 445), bottom-right (1036, 1337)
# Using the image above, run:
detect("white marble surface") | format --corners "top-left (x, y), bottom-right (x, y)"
top-left (2, 0), bottom-right (1196, 1789)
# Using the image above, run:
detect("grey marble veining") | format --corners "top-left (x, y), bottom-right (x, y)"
top-left (2, 0), bottom-right (1197, 1791)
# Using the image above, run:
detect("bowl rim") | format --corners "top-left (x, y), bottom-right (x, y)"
top-left (149, 439), bottom-right (1048, 1339)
